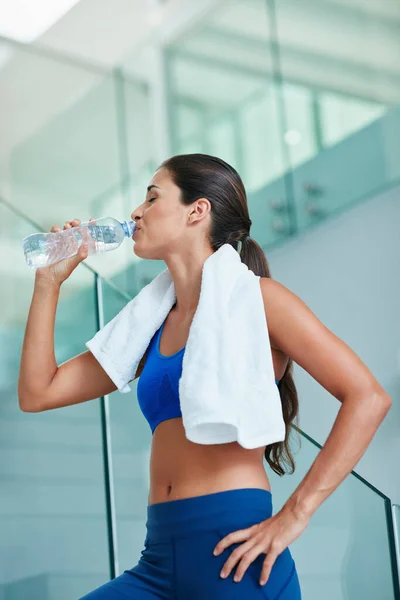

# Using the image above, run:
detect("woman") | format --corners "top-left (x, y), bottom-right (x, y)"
top-left (18, 154), bottom-right (392, 599)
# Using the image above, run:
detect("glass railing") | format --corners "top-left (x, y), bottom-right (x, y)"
top-left (99, 277), bottom-right (153, 577)
top-left (269, 428), bottom-right (400, 599)
top-left (0, 200), bottom-right (109, 599)
top-left (393, 505), bottom-right (400, 593)
top-left (1, 198), bottom-right (399, 599)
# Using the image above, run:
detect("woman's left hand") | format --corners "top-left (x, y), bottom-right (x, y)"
top-left (213, 506), bottom-right (309, 586)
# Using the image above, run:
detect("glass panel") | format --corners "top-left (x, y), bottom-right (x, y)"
top-left (166, 0), bottom-right (292, 250)
top-left (269, 428), bottom-right (397, 599)
top-left (0, 39), bottom-right (152, 297)
top-left (0, 201), bottom-right (109, 599)
top-left (239, 88), bottom-right (285, 192)
top-left (273, 0), bottom-right (400, 233)
top-left (0, 40), bottom-right (121, 228)
top-left (176, 101), bottom-right (205, 149)
top-left (96, 74), bottom-right (157, 297)
top-left (123, 78), bottom-right (153, 185)
top-left (206, 113), bottom-right (238, 172)
top-left (281, 82), bottom-right (318, 169)
top-left (393, 505), bottom-right (400, 590)
top-left (100, 279), bottom-right (153, 574)
top-left (320, 92), bottom-right (386, 148)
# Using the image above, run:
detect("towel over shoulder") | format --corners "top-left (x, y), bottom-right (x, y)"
top-left (85, 243), bottom-right (286, 449)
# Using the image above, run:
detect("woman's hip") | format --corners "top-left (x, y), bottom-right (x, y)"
top-left (145, 487), bottom-right (274, 543)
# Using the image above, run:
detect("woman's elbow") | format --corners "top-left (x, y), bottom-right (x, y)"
top-left (18, 390), bottom-right (44, 413)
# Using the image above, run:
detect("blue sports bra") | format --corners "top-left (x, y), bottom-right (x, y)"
top-left (137, 317), bottom-right (281, 434)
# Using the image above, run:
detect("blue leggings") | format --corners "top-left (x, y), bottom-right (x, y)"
top-left (80, 488), bottom-right (302, 599)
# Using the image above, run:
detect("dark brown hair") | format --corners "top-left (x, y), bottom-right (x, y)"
top-left (159, 153), bottom-right (300, 476)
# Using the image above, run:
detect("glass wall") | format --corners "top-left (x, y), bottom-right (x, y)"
top-left (273, 0), bottom-right (400, 235)
top-left (0, 39), bottom-right (154, 298)
top-left (164, 0), bottom-right (400, 249)
top-left (2, 0), bottom-right (400, 269)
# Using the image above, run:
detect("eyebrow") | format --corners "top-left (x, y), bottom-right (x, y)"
top-left (147, 185), bottom-right (160, 193)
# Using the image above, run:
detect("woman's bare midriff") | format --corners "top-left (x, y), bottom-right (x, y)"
top-left (147, 417), bottom-right (271, 506)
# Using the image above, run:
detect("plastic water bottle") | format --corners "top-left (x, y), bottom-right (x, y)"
top-left (22, 217), bottom-right (136, 269)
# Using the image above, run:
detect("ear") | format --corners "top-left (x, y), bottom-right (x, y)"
top-left (189, 197), bottom-right (212, 222)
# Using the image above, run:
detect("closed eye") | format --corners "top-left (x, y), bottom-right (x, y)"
top-left (148, 197), bottom-right (156, 203)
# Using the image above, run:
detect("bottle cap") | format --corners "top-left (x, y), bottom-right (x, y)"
top-left (121, 220), bottom-right (136, 237)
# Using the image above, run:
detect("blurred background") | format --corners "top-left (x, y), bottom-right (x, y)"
top-left (0, 0), bottom-right (399, 598)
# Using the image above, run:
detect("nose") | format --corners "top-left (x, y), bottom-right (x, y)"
top-left (130, 207), bottom-right (142, 223)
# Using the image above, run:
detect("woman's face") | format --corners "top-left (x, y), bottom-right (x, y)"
top-left (130, 167), bottom-right (194, 261)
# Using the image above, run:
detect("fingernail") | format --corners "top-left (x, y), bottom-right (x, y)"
top-left (233, 576), bottom-right (239, 583)
top-left (220, 571), bottom-right (226, 579)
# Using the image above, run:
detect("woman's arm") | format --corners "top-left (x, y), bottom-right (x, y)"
top-left (259, 277), bottom-right (392, 520)
top-left (19, 274), bottom-right (147, 412)
top-left (18, 275), bottom-right (62, 410)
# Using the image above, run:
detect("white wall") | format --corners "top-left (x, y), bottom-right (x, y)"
top-left (267, 183), bottom-right (400, 503)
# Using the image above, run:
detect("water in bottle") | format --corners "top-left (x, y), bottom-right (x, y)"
top-left (22, 217), bottom-right (136, 269)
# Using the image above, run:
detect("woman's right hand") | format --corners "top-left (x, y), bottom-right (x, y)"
top-left (35, 218), bottom-right (94, 286)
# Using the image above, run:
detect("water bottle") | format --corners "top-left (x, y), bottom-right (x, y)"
top-left (22, 217), bottom-right (136, 269)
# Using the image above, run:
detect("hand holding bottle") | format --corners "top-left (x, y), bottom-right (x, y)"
top-left (23, 216), bottom-right (135, 274)
top-left (35, 218), bottom-right (94, 286)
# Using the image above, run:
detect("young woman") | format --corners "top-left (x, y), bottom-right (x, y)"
top-left (18, 154), bottom-right (392, 599)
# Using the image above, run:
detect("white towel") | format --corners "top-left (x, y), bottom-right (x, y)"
top-left (85, 243), bottom-right (286, 449)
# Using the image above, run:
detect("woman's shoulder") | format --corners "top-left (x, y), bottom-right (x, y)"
top-left (258, 277), bottom-right (292, 357)
top-left (258, 276), bottom-right (309, 349)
